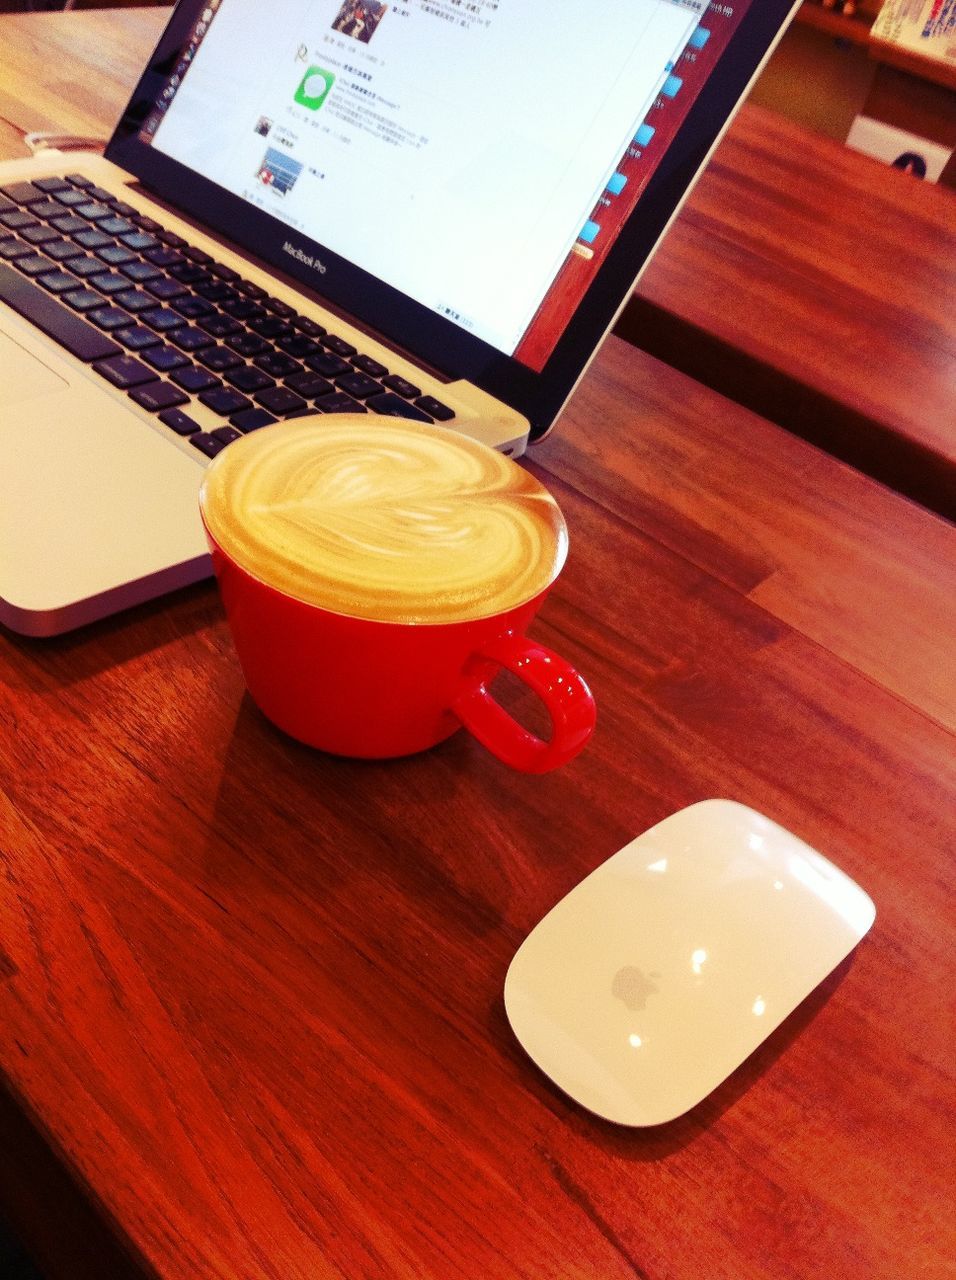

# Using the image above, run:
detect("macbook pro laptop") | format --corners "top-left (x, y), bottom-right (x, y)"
top-left (0, 0), bottom-right (798, 636)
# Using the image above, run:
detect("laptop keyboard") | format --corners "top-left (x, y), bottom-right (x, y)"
top-left (0, 174), bottom-right (455, 459)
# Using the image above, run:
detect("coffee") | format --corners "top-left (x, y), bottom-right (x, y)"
top-left (199, 417), bottom-right (567, 624)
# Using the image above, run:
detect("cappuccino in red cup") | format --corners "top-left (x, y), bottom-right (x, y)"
top-left (200, 417), bottom-right (595, 771)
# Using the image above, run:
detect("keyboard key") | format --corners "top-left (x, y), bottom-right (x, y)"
top-left (185, 246), bottom-right (213, 265)
top-left (116, 325), bottom-right (161, 351)
top-left (0, 238), bottom-right (32, 260)
top-left (43, 238), bottom-right (84, 262)
top-left (305, 351), bottom-right (350, 378)
top-left (276, 333), bottom-right (319, 358)
top-left (85, 186), bottom-right (115, 203)
top-left (222, 297), bottom-right (264, 320)
top-left (381, 374), bottom-right (420, 398)
top-left (198, 346), bottom-right (242, 373)
top-left (37, 269), bottom-right (81, 295)
top-left (226, 365), bottom-right (274, 393)
top-left (172, 295), bottom-right (216, 320)
top-left (314, 391), bottom-right (366, 414)
top-left (92, 354), bottom-right (157, 388)
top-left (73, 202), bottom-right (111, 222)
top-left (158, 230), bottom-right (186, 248)
top-left (336, 372), bottom-right (382, 400)
top-left (64, 173), bottom-right (95, 188)
top-left (322, 334), bottom-right (357, 357)
top-left (129, 381), bottom-right (189, 412)
top-left (89, 306), bottom-right (134, 331)
top-left (95, 244), bottom-right (136, 267)
top-left (139, 306), bottom-right (182, 331)
top-left (21, 224), bottom-right (59, 245)
top-left (120, 231), bottom-right (159, 252)
top-left (211, 426), bottom-right (242, 445)
top-left (75, 201), bottom-right (112, 221)
top-left (112, 288), bottom-right (153, 313)
top-left (144, 343), bottom-right (189, 372)
top-left (226, 331), bottom-right (269, 357)
top-left (249, 314), bottom-right (291, 339)
top-left (352, 354), bottom-right (388, 378)
top-left (168, 324), bottom-right (213, 352)
top-left (189, 432), bottom-right (228, 458)
top-left (0, 181), bottom-right (46, 204)
top-left (414, 395), bottom-right (454, 421)
top-left (74, 228), bottom-right (111, 250)
top-left (25, 200), bottom-right (66, 221)
top-left (146, 277), bottom-right (188, 301)
top-left (0, 210), bottom-right (37, 231)
top-left (254, 386), bottom-right (307, 416)
top-left (366, 392), bottom-right (432, 421)
top-left (195, 280), bottom-right (236, 303)
top-left (145, 246), bottom-right (184, 268)
top-left (211, 262), bottom-right (239, 282)
top-left (285, 372), bottom-right (334, 399)
top-left (49, 214), bottom-right (87, 235)
top-left (63, 287), bottom-right (103, 311)
top-left (237, 280), bottom-right (266, 299)
top-left (0, 262), bottom-right (121, 361)
top-left (199, 313), bottom-right (242, 339)
top-left (89, 271), bottom-right (128, 295)
top-left (294, 316), bottom-right (325, 337)
top-left (32, 177), bottom-right (70, 194)
top-left (231, 407), bottom-right (277, 432)
top-left (121, 260), bottom-right (163, 284)
top-left (53, 188), bottom-right (91, 208)
top-left (98, 216), bottom-right (135, 236)
top-left (110, 202), bottom-right (139, 219)
top-left (170, 262), bottom-right (210, 284)
top-left (254, 351), bottom-right (301, 379)
top-left (67, 256), bottom-right (101, 279)
top-left (135, 216), bottom-right (163, 233)
top-left (159, 407), bottom-right (202, 436)
top-left (199, 386), bottom-right (251, 416)
top-left (15, 254), bottom-right (55, 277)
top-left (171, 364), bottom-right (221, 393)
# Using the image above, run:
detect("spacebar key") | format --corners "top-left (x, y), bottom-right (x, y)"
top-left (0, 261), bottom-right (121, 362)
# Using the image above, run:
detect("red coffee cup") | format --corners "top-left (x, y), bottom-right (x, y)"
top-left (199, 418), bottom-right (595, 772)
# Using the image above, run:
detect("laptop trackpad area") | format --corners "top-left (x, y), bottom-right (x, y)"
top-left (0, 332), bottom-right (211, 635)
top-left (0, 331), bottom-right (69, 406)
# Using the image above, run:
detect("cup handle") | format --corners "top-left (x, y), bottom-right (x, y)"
top-left (452, 631), bottom-right (596, 773)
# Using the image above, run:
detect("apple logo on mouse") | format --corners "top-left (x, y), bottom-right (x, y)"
top-left (612, 965), bottom-right (660, 1011)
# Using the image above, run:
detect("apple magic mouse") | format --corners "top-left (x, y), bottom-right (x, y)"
top-left (504, 799), bottom-right (875, 1126)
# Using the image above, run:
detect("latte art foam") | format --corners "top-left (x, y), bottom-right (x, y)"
top-left (199, 417), bottom-right (568, 623)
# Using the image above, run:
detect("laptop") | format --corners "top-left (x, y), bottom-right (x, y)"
top-left (0, 0), bottom-right (798, 636)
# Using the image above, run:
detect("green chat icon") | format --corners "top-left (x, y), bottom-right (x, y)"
top-left (294, 66), bottom-right (335, 111)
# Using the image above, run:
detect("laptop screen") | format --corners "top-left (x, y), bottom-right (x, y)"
top-left (108, 0), bottom-right (797, 435)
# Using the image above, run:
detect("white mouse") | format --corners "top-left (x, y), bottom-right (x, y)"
top-left (504, 799), bottom-right (875, 1126)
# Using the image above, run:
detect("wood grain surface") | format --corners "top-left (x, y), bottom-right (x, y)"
top-left (620, 104), bottom-right (956, 519)
top-left (0, 11), bottom-right (955, 1280)
top-left (0, 341), bottom-right (954, 1277)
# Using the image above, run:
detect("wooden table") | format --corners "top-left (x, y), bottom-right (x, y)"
top-left (1, 11), bottom-right (955, 1280)
top-left (620, 103), bottom-right (956, 520)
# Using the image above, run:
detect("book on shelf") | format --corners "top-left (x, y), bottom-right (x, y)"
top-left (871, 0), bottom-right (956, 66)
